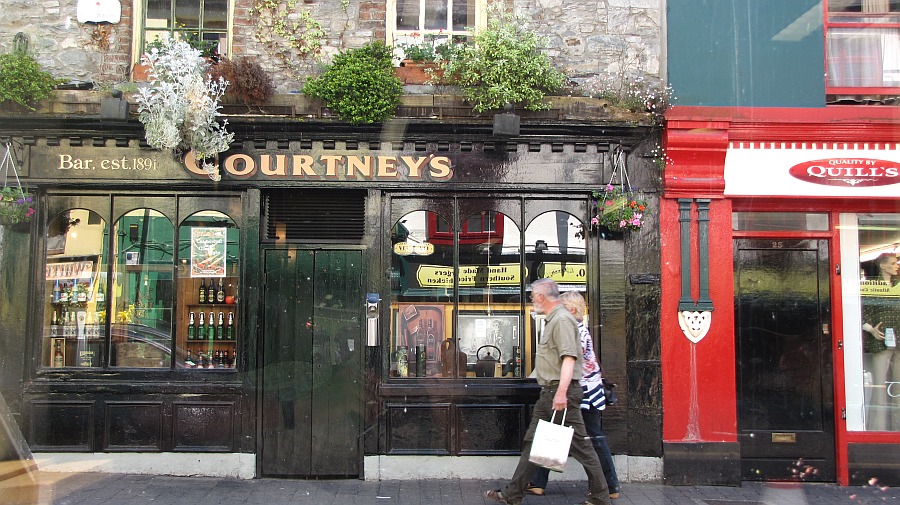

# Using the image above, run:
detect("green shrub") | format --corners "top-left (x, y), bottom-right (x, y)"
top-left (302, 42), bottom-right (402, 124)
top-left (441, 3), bottom-right (565, 112)
top-left (0, 50), bottom-right (58, 110)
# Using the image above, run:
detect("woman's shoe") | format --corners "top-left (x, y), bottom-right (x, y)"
top-left (525, 484), bottom-right (545, 496)
top-left (609, 488), bottom-right (621, 499)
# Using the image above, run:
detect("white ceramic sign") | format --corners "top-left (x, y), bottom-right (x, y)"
top-left (76, 0), bottom-right (122, 23)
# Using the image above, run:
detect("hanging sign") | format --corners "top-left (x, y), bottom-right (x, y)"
top-left (190, 227), bottom-right (227, 278)
top-left (76, 0), bottom-right (122, 23)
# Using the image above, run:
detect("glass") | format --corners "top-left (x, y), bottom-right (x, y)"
top-left (424, 0), bottom-right (447, 30)
top-left (826, 27), bottom-right (900, 87)
top-left (396, 0), bottom-right (420, 30)
top-left (851, 213), bottom-right (900, 431)
top-left (452, 0), bottom-right (474, 31)
top-left (732, 212), bottom-right (829, 231)
top-left (828, 0), bottom-right (900, 22)
top-left (109, 209), bottom-right (174, 368)
top-left (390, 211), bottom-right (455, 378)
top-left (203, 0), bottom-right (228, 29)
top-left (43, 209), bottom-right (109, 368)
top-left (175, 0), bottom-right (201, 29)
top-left (177, 211), bottom-right (240, 370)
top-left (145, 0), bottom-right (172, 30)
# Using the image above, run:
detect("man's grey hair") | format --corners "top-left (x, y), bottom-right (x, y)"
top-left (532, 278), bottom-right (560, 300)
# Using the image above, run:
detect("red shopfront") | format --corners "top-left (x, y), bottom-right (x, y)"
top-left (660, 107), bottom-right (900, 487)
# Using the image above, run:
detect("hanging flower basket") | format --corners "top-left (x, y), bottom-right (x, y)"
top-left (0, 142), bottom-right (35, 226)
top-left (590, 147), bottom-right (650, 234)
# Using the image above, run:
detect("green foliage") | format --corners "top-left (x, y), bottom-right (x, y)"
top-left (0, 50), bottom-right (59, 110)
top-left (251, 0), bottom-right (326, 75)
top-left (302, 42), bottom-right (402, 124)
top-left (0, 185), bottom-right (35, 225)
top-left (440, 3), bottom-right (565, 113)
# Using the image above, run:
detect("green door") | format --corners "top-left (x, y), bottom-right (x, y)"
top-left (260, 249), bottom-right (364, 478)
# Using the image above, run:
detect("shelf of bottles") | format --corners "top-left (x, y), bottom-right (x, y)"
top-left (44, 260), bottom-right (107, 368)
top-left (179, 276), bottom-right (238, 369)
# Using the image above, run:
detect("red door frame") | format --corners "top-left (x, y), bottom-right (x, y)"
top-left (663, 106), bottom-right (900, 486)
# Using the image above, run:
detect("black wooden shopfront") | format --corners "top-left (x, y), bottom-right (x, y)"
top-left (0, 116), bottom-right (660, 478)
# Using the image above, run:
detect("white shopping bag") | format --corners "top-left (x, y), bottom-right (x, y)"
top-left (528, 408), bottom-right (574, 472)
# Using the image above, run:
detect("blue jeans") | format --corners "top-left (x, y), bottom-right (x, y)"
top-left (530, 405), bottom-right (621, 493)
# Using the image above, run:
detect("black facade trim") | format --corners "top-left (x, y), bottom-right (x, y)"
top-left (663, 441), bottom-right (741, 486)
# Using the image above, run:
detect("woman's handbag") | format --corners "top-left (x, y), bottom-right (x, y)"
top-left (528, 409), bottom-right (574, 472)
top-left (603, 379), bottom-right (618, 405)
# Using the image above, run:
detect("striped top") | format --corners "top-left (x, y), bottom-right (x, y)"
top-left (578, 322), bottom-right (607, 410)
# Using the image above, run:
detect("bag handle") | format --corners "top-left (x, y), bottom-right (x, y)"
top-left (549, 408), bottom-right (567, 425)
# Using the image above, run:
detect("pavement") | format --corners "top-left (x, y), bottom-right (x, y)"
top-left (3, 471), bottom-right (900, 505)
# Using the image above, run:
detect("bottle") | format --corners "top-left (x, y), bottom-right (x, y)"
top-left (95, 282), bottom-right (105, 309)
top-left (51, 310), bottom-right (58, 326)
top-left (231, 349), bottom-right (237, 369)
top-left (184, 348), bottom-right (195, 368)
top-left (886, 328), bottom-right (897, 349)
top-left (76, 280), bottom-right (87, 303)
top-left (198, 311), bottom-right (206, 338)
top-left (59, 282), bottom-right (69, 303)
top-left (187, 312), bottom-right (196, 340)
top-left (208, 312), bottom-right (216, 340)
top-left (216, 279), bottom-right (225, 304)
top-left (53, 280), bottom-right (60, 303)
top-left (216, 349), bottom-right (225, 368)
top-left (207, 281), bottom-right (216, 305)
top-left (216, 312), bottom-right (224, 340)
top-left (198, 278), bottom-right (206, 304)
top-left (53, 340), bottom-right (64, 367)
top-left (227, 312), bottom-right (235, 340)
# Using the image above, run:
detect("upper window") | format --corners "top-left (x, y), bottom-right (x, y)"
top-left (826, 0), bottom-right (900, 93)
top-left (140, 0), bottom-right (229, 59)
top-left (388, 0), bottom-right (485, 54)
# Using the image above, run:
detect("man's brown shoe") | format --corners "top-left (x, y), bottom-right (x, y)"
top-left (525, 484), bottom-right (545, 496)
top-left (484, 489), bottom-right (512, 504)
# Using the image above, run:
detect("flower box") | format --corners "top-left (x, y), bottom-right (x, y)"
top-left (395, 60), bottom-right (443, 85)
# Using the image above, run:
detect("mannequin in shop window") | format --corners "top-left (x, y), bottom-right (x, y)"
top-left (861, 252), bottom-right (900, 431)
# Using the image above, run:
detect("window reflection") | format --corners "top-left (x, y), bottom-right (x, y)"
top-left (43, 209), bottom-right (108, 368)
top-left (109, 209), bottom-right (174, 368)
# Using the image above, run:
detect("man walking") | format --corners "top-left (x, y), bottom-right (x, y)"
top-left (485, 278), bottom-right (611, 505)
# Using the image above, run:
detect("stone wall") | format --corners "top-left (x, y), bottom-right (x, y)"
top-left (0, 0), bottom-right (662, 92)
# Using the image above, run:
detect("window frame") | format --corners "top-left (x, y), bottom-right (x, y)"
top-left (131, 0), bottom-right (234, 65)
top-left (824, 0), bottom-right (900, 95)
top-left (386, 0), bottom-right (487, 48)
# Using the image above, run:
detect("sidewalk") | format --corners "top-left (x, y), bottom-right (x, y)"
top-left (2, 471), bottom-right (898, 505)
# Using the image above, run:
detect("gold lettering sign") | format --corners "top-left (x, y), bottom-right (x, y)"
top-left (416, 264), bottom-right (521, 287)
top-left (393, 242), bottom-right (435, 256)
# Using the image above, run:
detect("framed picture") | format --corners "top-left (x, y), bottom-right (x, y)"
top-left (457, 312), bottom-right (520, 367)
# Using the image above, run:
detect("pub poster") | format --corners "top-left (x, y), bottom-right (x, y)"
top-left (190, 227), bottom-right (227, 278)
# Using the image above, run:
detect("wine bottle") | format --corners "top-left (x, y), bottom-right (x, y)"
top-left (216, 279), bottom-right (225, 304)
top-left (59, 282), bottom-right (69, 303)
top-left (207, 281), bottom-right (216, 305)
top-left (53, 340), bottom-right (64, 368)
top-left (185, 347), bottom-right (195, 368)
top-left (187, 312), bottom-right (196, 340)
top-left (198, 278), bottom-right (206, 304)
top-left (216, 312), bottom-right (224, 340)
top-left (208, 311), bottom-right (216, 340)
top-left (227, 312), bottom-right (234, 340)
top-left (95, 282), bottom-right (105, 308)
top-left (53, 280), bottom-right (60, 303)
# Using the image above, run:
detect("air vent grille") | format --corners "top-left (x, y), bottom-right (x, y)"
top-left (265, 189), bottom-right (366, 242)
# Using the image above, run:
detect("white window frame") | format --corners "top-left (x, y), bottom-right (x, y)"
top-left (131, 0), bottom-right (234, 65)
top-left (386, 0), bottom-right (487, 48)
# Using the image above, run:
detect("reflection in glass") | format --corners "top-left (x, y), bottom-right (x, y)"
top-left (857, 213), bottom-right (900, 431)
top-left (177, 211), bottom-right (240, 370)
top-left (43, 210), bottom-right (108, 368)
top-left (391, 211), bottom-right (455, 378)
top-left (110, 209), bottom-right (174, 368)
top-left (732, 212), bottom-right (829, 232)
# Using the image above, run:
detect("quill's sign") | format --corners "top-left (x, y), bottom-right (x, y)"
top-left (185, 151), bottom-right (454, 181)
top-left (789, 158), bottom-right (900, 187)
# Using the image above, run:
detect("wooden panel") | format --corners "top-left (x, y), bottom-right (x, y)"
top-left (28, 401), bottom-right (94, 451)
top-left (173, 402), bottom-right (234, 451)
top-left (849, 444), bottom-right (900, 487)
top-left (457, 404), bottom-right (524, 454)
top-left (387, 404), bottom-right (450, 454)
top-left (104, 402), bottom-right (163, 451)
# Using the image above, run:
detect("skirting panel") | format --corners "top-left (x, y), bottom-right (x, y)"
top-left (105, 402), bottom-right (163, 451)
top-left (663, 441), bottom-right (741, 486)
top-left (28, 400), bottom-right (94, 451)
top-left (848, 443), bottom-right (900, 487)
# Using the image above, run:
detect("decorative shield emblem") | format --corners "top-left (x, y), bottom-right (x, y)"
top-left (678, 310), bottom-right (712, 344)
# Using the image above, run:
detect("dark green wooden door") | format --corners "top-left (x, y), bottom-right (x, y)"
top-left (260, 249), bottom-right (364, 478)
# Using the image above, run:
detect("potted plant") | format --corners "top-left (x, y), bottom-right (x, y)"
top-left (394, 33), bottom-right (454, 84)
top-left (134, 34), bottom-right (220, 82)
top-left (0, 47), bottom-right (59, 111)
top-left (208, 56), bottom-right (274, 111)
top-left (134, 34), bottom-right (233, 181)
top-left (439, 2), bottom-right (565, 112)
top-left (0, 185), bottom-right (35, 226)
top-left (302, 42), bottom-right (403, 124)
top-left (590, 184), bottom-right (649, 235)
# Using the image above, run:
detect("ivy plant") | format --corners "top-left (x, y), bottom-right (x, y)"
top-left (251, 0), bottom-right (326, 75)
top-left (302, 42), bottom-right (402, 124)
top-left (440, 2), bottom-right (565, 112)
top-left (0, 49), bottom-right (59, 110)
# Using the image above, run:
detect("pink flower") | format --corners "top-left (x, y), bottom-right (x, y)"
top-left (26, 207), bottom-right (35, 217)
top-left (606, 184), bottom-right (614, 192)
top-left (619, 220), bottom-right (627, 228)
top-left (591, 216), bottom-right (599, 225)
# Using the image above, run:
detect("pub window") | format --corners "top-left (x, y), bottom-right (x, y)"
top-left (826, 0), bottom-right (900, 94)
top-left (176, 211), bottom-right (240, 370)
top-left (841, 212), bottom-right (900, 432)
top-left (138, 0), bottom-right (229, 61)
top-left (43, 209), bottom-right (109, 368)
top-left (109, 209), bottom-right (175, 368)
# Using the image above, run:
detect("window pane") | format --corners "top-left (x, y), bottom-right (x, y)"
top-left (175, 0), bottom-right (201, 29)
top-left (390, 211), bottom-right (455, 378)
top-left (44, 210), bottom-right (108, 368)
top-left (452, 0), bottom-right (474, 31)
top-left (203, 0), bottom-right (228, 29)
top-left (146, 0), bottom-right (171, 30)
top-left (424, 0), bottom-right (448, 30)
top-left (857, 213), bottom-right (900, 432)
top-left (732, 212), bottom-right (829, 231)
top-left (828, 0), bottom-right (900, 22)
top-left (457, 212), bottom-right (522, 378)
top-left (110, 209), bottom-right (174, 368)
top-left (827, 27), bottom-right (900, 87)
top-left (396, 0), bottom-right (420, 30)
top-left (177, 211), bottom-right (240, 370)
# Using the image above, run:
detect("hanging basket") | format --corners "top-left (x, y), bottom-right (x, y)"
top-left (0, 141), bottom-right (35, 226)
top-left (591, 147), bottom-right (649, 233)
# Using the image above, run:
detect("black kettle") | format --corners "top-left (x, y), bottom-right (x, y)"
top-left (475, 345), bottom-right (501, 377)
